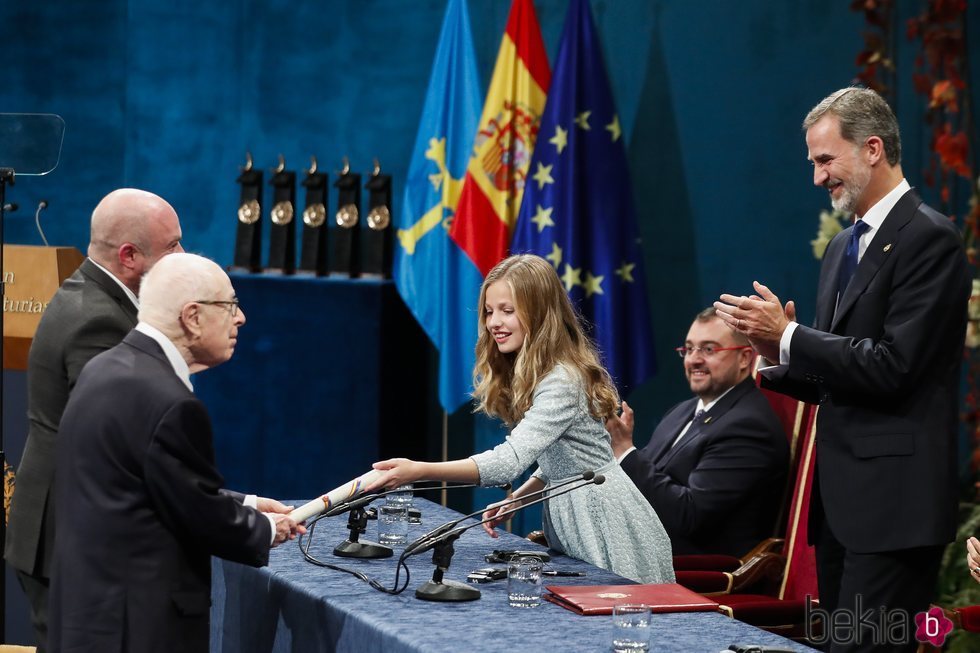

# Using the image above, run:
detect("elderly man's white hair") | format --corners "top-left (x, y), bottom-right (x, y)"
top-left (138, 253), bottom-right (225, 333)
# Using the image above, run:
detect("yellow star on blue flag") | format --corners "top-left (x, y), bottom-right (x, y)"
top-left (510, 0), bottom-right (656, 393)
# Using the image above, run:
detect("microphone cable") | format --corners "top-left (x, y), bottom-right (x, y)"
top-left (295, 481), bottom-right (489, 594)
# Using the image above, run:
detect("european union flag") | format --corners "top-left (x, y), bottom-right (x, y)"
top-left (511, 0), bottom-right (656, 394)
top-left (393, 0), bottom-right (484, 411)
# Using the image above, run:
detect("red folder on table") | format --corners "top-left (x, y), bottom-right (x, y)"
top-left (543, 583), bottom-right (719, 615)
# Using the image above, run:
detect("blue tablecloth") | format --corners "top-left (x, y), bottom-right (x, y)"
top-left (211, 499), bottom-right (817, 653)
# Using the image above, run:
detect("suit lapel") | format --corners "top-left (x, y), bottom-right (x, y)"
top-left (648, 398), bottom-right (698, 464)
top-left (830, 189), bottom-right (920, 332)
top-left (656, 378), bottom-right (756, 466)
top-left (817, 234), bottom-right (846, 331)
top-left (78, 258), bottom-right (139, 324)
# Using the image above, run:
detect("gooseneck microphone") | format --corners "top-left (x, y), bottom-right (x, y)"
top-left (35, 200), bottom-right (50, 246)
top-left (318, 482), bottom-right (484, 560)
top-left (403, 470), bottom-right (595, 556)
top-left (409, 473), bottom-right (606, 602)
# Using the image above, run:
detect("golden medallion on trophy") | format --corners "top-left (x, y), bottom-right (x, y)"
top-left (367, 205), bottom-right (390, 231)
top-left (238, 199), bottom-right (260, 225)
top-left (271, 201), bottom-right (294, 226)
top-left (303, 203), bottom-right (326, 228)
top-left (336, 203), bottom-right (359, 229)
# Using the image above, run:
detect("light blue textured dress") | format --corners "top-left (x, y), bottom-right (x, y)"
top-left (470, 365), bottom-right (675, 584)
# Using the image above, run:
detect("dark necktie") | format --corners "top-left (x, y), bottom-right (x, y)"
top-left (692, 408), bottom-right (705, 426)
top-left (670, 408), bottom-right (705, 450)
top-left (837, 219), bottom-right (870, 298)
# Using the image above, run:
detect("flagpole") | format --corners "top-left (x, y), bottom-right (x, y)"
top-left (441, 409), bottom-right (448, 507)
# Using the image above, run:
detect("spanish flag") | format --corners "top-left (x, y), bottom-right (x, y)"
top-left (449, 0), bottom-right (550, 276)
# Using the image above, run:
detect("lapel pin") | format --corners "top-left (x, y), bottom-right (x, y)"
top-left (703, 416), bottom-right (713, 424)
top-left (883, 243), bottom-right (892, 252)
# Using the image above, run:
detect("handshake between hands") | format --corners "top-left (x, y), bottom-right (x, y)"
top-left (257, 497), bottom-right (307, 547)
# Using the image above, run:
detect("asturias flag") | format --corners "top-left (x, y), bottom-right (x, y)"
top-left (393, 0), bottom-right (484, 412)
top-left (450, 0), bottom-right (550, 276)
top-left (510, 0), bottom-right (657, 394)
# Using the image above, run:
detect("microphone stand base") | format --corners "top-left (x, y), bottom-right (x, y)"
top-left (415, 579), bottom-right (481, 602)
top-left (333, 539), bottom-right (393, 558)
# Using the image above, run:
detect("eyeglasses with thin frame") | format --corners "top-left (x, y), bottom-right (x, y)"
top-left (674, 345), bottom-right (752, 359)
top-left (194, 299), bottom-right (240, 317)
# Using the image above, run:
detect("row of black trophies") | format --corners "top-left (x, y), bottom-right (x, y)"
top-left (232, 153), bottom-right (393, 278)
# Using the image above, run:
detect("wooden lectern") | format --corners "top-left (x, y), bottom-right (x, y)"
top-left (2, 245), bottom-right (84, 370)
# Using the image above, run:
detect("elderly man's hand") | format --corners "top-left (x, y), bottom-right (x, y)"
top-left (605, 401), bottom-right (635, 458)
top-left (270, 514), bottom-right (306, 547)
top-left (256, 497), bottom-right (293, 514)
top-left (715, 281), bottom-right (795, 363)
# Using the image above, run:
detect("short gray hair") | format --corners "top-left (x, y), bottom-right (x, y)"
top-left (803, 87), bottom-right (901, 166)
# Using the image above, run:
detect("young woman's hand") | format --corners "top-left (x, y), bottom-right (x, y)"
top-left (481, 498), bottom-right (520, 537)
top-left (367, 458), bottom-right (419, 492)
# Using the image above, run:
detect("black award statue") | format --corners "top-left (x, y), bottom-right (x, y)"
top-left (266, 154), bottom-right (296, 274)
top-left (361, 159), bottom-right (393, 279)
top-left (329, 158), bottom-right (361, 278)
top-left (232, 152), bottom-right (262, 272)
top-left (298, 156), bottom-right (329, 275)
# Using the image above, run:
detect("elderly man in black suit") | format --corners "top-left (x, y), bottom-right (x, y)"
top-left (606, 308), bottom-right (788, 557)
top-left (5, 188), bottom-right (185, 652)
top-left (49, 253), bottom-right (304, 653)
top-left (716, 87), bottom-right (970, 653)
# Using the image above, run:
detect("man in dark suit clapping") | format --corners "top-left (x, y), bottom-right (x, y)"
top-left (716, 87), bottom-right (970, 652)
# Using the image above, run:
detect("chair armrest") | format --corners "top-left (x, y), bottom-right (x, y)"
top-left (672, 554), bottom-right (742, 572)
top-left (739, 537), bottom-right (785, 563)
top-left (729, 551), bottom-right (786, 596)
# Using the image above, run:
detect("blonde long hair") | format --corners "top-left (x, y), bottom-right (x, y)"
top-left (472, 254), bottom-right (619, 424)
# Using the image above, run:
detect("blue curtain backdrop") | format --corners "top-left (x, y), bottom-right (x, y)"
top-left (3, 0), bottom-right (980, 480)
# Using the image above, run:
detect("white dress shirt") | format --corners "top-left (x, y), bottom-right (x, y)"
top-left (779, 178), bottom-right (912, 363)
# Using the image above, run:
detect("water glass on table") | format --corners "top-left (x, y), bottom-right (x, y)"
top-left (611, 604), bottom-right (652, 652)
top-left (507, 555), bottom-right (543, 608)
top-left (387, 483), bottom-right (413, 507)
top-left (378, 486), bottom-right (411, 546)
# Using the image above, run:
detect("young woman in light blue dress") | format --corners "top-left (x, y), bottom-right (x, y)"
top-left (371, 254), bottom-right (674, 583)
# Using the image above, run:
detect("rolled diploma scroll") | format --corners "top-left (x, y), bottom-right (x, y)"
top-left (289, 469), bottom-right (383, 522)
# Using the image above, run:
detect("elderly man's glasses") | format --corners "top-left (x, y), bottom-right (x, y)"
top-left (195, 299), bottom-right (240, 317)
top-left (675, 345), bottom-right (752, 358)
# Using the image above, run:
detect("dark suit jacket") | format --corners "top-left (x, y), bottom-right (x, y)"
top-left (763, 189), bottom-right (969, 553)
top-left (49, 331), bottom-right (271, 653)
top-left (6, 259), bottom-right (139, 578)
top-left (621, 377), bottom-right (788, 556)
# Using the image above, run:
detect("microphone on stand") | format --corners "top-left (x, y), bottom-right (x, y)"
top-left (410, 473), bottom-right (606, 602)
top-left (35, 200), bottom-right (50, 246)
top-left (403, 471), bottom-right (594, 556)
top-left (326, 482), bottom-right (484, 560)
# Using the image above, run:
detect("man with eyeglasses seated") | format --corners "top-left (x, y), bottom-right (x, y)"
top-left (48, 253), bottom-right (305, 653)
top-left (605, 307), bottom-right (789, 556)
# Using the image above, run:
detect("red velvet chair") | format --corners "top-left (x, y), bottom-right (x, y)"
top-left (675, 402), bottom-right (821, 641)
